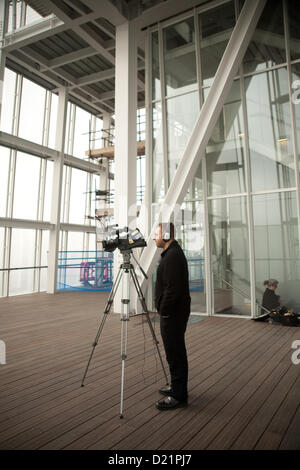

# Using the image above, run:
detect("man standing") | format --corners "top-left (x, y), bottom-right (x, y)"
top-left (153, 222), bottom-right (191, 410)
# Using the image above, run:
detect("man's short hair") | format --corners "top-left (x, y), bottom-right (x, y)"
top-left (158, 222), bottom-right (175, 240)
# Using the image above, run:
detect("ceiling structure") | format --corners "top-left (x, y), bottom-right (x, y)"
top-left (3, 0), bottom-right (204, 117)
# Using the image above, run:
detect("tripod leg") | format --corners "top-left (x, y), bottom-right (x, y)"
top-left (130, 268), bottom-right (169, 385)
top-left (81, 267), bottom-right (123, 387)
top-left (119, 268), bottom-right (130, 419)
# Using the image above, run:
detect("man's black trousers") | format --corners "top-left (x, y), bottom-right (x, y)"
top-left (160, 312), bottom-right (190, 402)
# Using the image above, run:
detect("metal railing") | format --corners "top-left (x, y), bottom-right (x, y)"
top-left (213, 271), bottom-right (270, 317)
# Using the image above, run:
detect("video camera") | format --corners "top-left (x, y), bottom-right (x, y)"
top-left (102, 226), bottom-right (147, 252)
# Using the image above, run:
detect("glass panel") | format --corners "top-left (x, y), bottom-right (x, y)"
top-left (48, 92), bottom-right (58, 149)
top-left (245, 68), bottom-right (295, 192)
top-left (209, 197), bottom-right (251, 316)
top-left (152, 102), bottom-right (165, 202)
top-left (181, 200), bottom-right (206, 313)
top-left (19, 78), bottom-right (46, 145)
top-left (243, 0), bottom-right (285, 74)
top-left (166, 91), bottom-right (199, 184)
top-left (0, 146), bottom-right (10, 217)
top-left (64, 102), bottom-right (73, 154)
top-left (152, 31), bottom-right (161, 100)
top-left (13, 153), bottom-right (40, 220)
top-left (0, 227), bottom-right (4, 297)
top-left (163, 16), bottom-right (197, 96)
top-left (43, 161), bottom-right (53, 221)
top-left (185, 160), bottom-right (203, 201)
top-left (0, 227), bottom-right (4, 268)
top-left (137, 155), bottom-right (145, 204)
top-left (25, 5), bottom-right (46, 25)
top-left (10, 228), bottom-right (36, 269)
top-left (206, 79), bottom-right (247, 196)
top-left (0, 68), bottom-right (17, 134)
top-left (73, 106), bottom-right (91, 159)
top-left (253, 192), bottom-right (300, 312)
top-left (291, 63), bottom-right (300, 172)
top-left (9, 269), bottom-right (34, 296)
top-left (288, 0), bottom-right (300, 61)
top-left (67, 232), bottom-right (84, 251)
top-left (39, 267), bottom-right (48, 293)
top-left (199, 1), bottom-right (236, 87)
top-left (68, 168), bottom-right (89, 225)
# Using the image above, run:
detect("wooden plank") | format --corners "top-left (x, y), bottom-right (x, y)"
top-left (0, 291), bottom-right (299, 451)
top-left (279, 403), bottom-right (300, 450)
top-left (1, 319), bottom-right (241, 449)
top-left (255, 374), bottom-right (300, 450)
top-left (86, 141), bottom-right (145, 159)
top-left (107, 326), bottom-right (289, 450)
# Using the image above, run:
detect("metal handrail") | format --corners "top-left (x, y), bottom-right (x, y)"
top-left (0, 266), bottom-right (48, 271)
top-left (213, 271), bottom-right (270, 315)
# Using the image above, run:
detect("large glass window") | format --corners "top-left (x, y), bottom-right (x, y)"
top-left (0, 147), bottom-right (10, 217)
top-left (163, 16), bottom-right (197, 96)
top-left (181, 200), bottom-right (206, 313)
top-left (68, 168), bottom-right (89, 225)
top-left (253, 192), bottom-right (300, 312)
top-left (152, 102), bottom-right (164, 202)
top-left (13, 153), bottom-right (40, 220)
top-left (287, 0), bottom-right (300, 61)
top-left (73, 106), bottom-right (92, 159)
top-left (152, 31), bottom-right (161, 101)
top-left (245, 68), bottom-right (295, 192)
top-left (199, 1), bottom-right (236, 87)
top-left (48, 93), bottom-right (59, 150)
top-left (43, 161), bottom-right (54, 221)
top-left (206, 79), bottom-right (247, 196)
top-left (291, 63), bottom-right (300, 172)
top-left (243, 0), bottom-right (285, 74)
top-left (18, 78), bottom-right (46, 145)
top-left (0, 228), bottom-right (4, 296)
top-left (9, 228), bottom-right (36, 296)
top-left (209, 196), bottom-right (251, 316)
top-left (0, 68), bottom-right (17, 134)
top-left (166, 90), bottom-right (199, 184)
top-left (185, 161), bottom-right (203, 202)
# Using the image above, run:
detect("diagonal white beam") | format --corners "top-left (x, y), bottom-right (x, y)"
top-left (139, 0), bottom-right (267, 288)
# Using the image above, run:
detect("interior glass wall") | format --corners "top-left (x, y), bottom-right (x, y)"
top-left (199, 1), bottom-right (236, 87)
top-left (209, 197), bottom-right (251, 316)
top-left (166, 91), bottom-right (199, 182)
top-left (245, 68), bottom-right (295, 192)
top-left (149, 0), bottom-right (300, 316)
top-left (206, 79), bottom-right (247, 196)
top-left (253, 192), bottom-right (300, 312)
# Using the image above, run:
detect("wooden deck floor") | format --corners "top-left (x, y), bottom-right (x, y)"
top-left (0, 291), bottom-right (299, 451)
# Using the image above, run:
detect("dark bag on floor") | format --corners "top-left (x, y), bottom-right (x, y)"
top-left (270, 307), bottom-right (300, 327)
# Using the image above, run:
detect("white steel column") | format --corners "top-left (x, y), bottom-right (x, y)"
top-left (47, 87), bottom-right (68, 293)
top-left (140, 0), bottom-right (267, 289)
top-left (113, 21), bottom-right (137, 313)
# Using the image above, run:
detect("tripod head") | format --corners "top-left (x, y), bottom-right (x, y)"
top-left (119, 249), bottom-right (148, 280)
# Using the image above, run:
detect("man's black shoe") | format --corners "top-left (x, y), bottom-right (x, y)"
top-left (156, 396), bottom-right (188, 410)
top-left (159, 385), bottom-right (174, 397)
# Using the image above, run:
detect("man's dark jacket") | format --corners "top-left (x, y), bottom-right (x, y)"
top-left (155, 240), bottom-right (191, 317)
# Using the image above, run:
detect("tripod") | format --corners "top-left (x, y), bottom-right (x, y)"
top-left (81, 249), bottom-right (169, 418)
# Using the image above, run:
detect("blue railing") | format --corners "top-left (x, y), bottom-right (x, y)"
top-left (57, 251), bottom-right (114, 291)
top-left (57, 251), bottom-right (205, 292)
